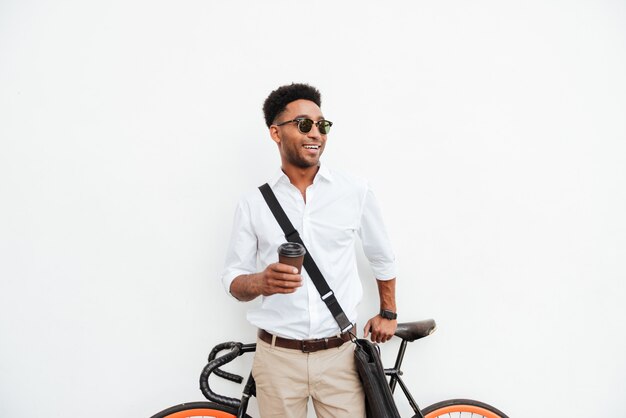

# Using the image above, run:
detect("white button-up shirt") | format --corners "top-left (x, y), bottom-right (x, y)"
top-left (221, 165), bottom-right (396, 339)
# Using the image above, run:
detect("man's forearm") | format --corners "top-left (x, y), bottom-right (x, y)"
top-left (376, 278), bottom-right (397, 312)
top-left (364, 278), bottom-right (398, 343)
top-left (229, 263), bottom-right (303, 301)
top-left (230, 274), bottom-right (262, 302)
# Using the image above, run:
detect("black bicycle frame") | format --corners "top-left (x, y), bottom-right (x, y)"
top-left (385, 339), bottom-right (425, 418)
top-left (235, 344), bottom-right (257, 418)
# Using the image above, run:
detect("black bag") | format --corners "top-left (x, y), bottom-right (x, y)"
top-left (353, 338), bottom-right (402, 418)
top-left (259, 183), bottom-right (400, 418)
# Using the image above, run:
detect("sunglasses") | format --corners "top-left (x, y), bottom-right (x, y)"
top-left (275, 118), bottom-right (333, 135)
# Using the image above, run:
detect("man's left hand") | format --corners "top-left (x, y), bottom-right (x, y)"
top-left (363, 315), bottom-right (397, 343)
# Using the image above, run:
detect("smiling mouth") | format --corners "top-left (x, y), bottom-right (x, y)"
top-left (303, 145), bottom-right (320, 150)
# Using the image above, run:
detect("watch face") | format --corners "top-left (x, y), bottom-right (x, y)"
top-left (381, 309), bottom-right (397, 320)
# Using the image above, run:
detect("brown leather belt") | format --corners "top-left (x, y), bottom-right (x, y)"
top-left (258, 328), bottom-right (353, 353)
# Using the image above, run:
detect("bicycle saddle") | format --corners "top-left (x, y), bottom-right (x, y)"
top-left (394, 319), bottom-right (437, 342)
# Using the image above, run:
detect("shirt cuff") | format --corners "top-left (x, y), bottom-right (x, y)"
top-left (370, 262), bottom-right (397, 281)
top-left (221, 269), bottom-right (254, 301)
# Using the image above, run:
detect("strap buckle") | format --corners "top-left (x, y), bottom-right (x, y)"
top-left (285, 229), bottom-right (300, 241)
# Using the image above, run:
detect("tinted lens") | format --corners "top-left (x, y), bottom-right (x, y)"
top-left (318, 121), bottom-right (332, 134)
top-left (297, 119), bottom-right (313, 133)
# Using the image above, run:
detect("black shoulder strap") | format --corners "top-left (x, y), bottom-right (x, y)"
top-left (258, 183), bottom-right (353, 333)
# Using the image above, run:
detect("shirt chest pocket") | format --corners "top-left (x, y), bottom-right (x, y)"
top-left (323, 223), bottom-right (356, 248)
top-left (302, 210), bottom-right (358, 248)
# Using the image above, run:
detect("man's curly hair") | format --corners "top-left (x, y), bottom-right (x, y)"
top-left (263, 83), bottom-right (322, 128)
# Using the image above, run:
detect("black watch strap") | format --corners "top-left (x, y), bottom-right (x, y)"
top-left (380, 309), bottom-right (397, 320)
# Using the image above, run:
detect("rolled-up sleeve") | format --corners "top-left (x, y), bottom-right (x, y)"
top-left (221, 199), bottom-right (258, 298)
top-left (358, 185), bottom-right (397, 280)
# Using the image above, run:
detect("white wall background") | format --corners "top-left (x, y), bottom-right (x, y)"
top-left (1, 1), bottom-right (625, 417)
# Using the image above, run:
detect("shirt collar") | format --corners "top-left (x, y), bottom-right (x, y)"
top-left (268, 164), bottom-right (333, 187)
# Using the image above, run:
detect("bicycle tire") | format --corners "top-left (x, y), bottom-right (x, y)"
top-left (150, 401), bottom-right (252, 418)
top-left (421, 398), bottom-right (509, 418)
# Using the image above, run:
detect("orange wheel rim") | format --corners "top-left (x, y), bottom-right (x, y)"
top-left (425, 404), bottom-right (501, 418)
top-left (164, 408), bottom-right (235, 418)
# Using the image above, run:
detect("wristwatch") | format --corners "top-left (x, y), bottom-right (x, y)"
top-left (380, 309), bottom-right (397, 320)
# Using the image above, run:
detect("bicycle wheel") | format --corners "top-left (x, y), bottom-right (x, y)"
top-left (421, 398), bottom-right (509, 418)
top-left (150, 401), bottom-right (252, 418)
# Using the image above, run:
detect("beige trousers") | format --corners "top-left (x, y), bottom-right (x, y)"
top-left (251, 336), bottom-right (366, 418)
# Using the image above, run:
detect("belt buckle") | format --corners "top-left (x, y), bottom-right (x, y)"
top-left (301, 339), bottom-right (317, 353)
top-left (301, 338), bottom-right (329, 353)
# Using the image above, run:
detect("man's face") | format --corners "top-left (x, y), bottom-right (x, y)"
top-left (270, 99), bottom-right (328, 169)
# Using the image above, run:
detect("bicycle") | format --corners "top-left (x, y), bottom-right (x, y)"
top-left (150, 319), bottom-right (509, 418)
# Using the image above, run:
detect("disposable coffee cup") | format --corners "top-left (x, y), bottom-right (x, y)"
top-left (277, 242), bottom-right (306, 273)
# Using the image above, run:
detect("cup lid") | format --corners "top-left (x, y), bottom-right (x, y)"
top-left (277, 242), bottom-right (306, 257)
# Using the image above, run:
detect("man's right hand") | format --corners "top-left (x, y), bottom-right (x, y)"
top-left (229, 263), bottom-right (302, 301)
top-left (258, 263), bottom-right (303, 296)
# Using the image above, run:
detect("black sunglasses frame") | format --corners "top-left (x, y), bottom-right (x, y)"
top-left (275, 118), bottom-right (333, 135)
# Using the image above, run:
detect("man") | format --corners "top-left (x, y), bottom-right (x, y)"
top-left (221, 83), bottom-right (397, 417)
